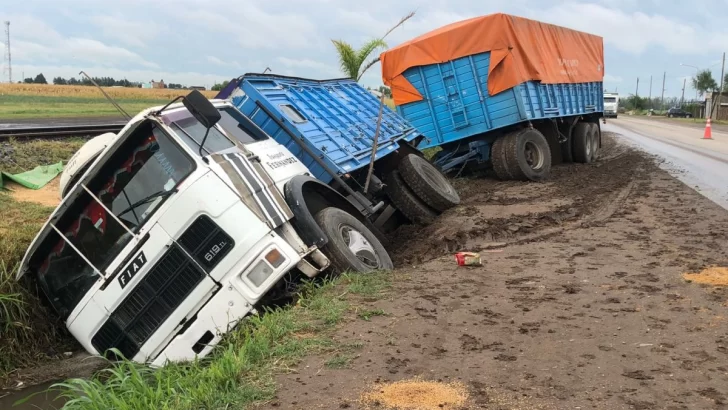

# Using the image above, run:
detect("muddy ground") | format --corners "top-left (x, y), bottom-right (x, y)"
top-left (260, 133), bottom-right (728, 410)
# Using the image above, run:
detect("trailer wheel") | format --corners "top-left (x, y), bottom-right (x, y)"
top-left (588, 123), bottom-right (600, 161)
top-left (398, 154), bottom-right (460, 212)
top-left (315, 207), bottom-right (393, 273)
top-left (493, 128), bottom-right (552, 181)
top-left (491, 136), bottom-right (513, 180)
top-left (572, 123), bottom-right (592, 164)
top-left (385, 170), bottom-right (438, 225)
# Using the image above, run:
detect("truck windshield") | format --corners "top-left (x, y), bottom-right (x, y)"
top-left (164, 107), bottom-right (267, 155)
top-left (604, 97), bottom-right (617, 103)
top-left (30, 120), bottom-right (194, 318)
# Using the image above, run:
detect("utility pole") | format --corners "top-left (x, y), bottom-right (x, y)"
top-left (717, 52), bottom-right (725, 120)
top-left (2, 21), bottom-right (10, 83)
top-left (648, 75), bottom-right (653, 109)
top-left (635, 77), bottom-right (639, 98)
top-left (661, 71), bottom-right (666, 110)
top-left (681, 78), bottom-right (686, 106)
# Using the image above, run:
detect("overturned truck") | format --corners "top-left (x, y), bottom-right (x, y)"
top-left (18, 80), bottom-right (458, 365)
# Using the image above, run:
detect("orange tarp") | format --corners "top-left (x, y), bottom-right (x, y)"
top-left (380, 13), bottom-right (604, 106)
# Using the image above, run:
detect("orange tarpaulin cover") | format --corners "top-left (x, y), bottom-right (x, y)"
top-left (380, 13), bottom-right (604, 106)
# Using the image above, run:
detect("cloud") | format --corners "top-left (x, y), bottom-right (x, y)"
top-left (206, 56), bottom-right (225, 66)
top-left (536, 3), bottom-right (727, 55)
top-left (90, 15), bottom-right (166, 48)
top-left (171, 3), bottom-right (321, 51)
top-left (604, 74), bottom-right (624, 83)
top-left (2, 14), bottom-right (159, 69)
top-left (276, 57), bottom-right (339, 77)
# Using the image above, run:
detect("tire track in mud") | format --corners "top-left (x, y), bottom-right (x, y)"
top-left (390, 133), bottom-right (644, 266)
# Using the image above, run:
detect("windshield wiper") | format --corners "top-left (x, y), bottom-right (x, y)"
top-left (117, 189), bottom-right (178, 219)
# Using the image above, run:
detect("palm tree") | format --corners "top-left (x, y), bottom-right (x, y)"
top-left (332, 11), bottom-right (415, 81)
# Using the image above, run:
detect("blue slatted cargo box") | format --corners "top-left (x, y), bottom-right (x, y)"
top-left (216, 74), bottom-right (418, 184)
top-left (380, 13), bottom-right (605, 177)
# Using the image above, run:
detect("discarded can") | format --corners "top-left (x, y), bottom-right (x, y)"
top-left (455, 252), bottom-right (482, 266)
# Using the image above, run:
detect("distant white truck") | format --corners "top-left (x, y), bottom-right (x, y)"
top-left (603, 93), bottom-right (619, 118)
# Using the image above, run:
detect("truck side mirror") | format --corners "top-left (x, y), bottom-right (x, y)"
top-left (183, 90), bottom-right (221, 129)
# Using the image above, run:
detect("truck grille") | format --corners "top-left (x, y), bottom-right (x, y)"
top-left (91, 244), bottom-right (206, 360)
top-left (178, 215), bottom-right (234, 271)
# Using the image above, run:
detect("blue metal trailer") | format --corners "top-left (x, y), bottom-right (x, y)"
top-left (217, 74), bottom-right (417, 184)
top-left (394, 52), bottom-right (604, 178)
top-left (215, 74), bottom-right (461, 227)
top-left (381, 14), bottom-right (605, 181)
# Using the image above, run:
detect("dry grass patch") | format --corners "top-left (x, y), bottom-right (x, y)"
top-left (683, 266), bottom-right (728, 287)
top-left (361, 379), bottom-right (469, 410)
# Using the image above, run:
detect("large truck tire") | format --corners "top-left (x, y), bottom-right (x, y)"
top-left (490, 136), bottom-right (513, 180)
top-left (572, 123), bottom-right (592, 164)
top-left (398, 154), bottom-right (460, 212)
top-left (492, 128), bottom-right (552, 181)
top-left (315, 207), bottom-right (393, 273)
top-left (588, 123), bottom-right (600, 161)
top-left (385, 170), bottom-right (438, 225)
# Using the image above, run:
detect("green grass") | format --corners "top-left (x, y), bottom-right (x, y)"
top-left (38, 271), bottom-right (393, 409)
top-left (0, 95), bottom-right (170, 119)
top-left (1, 137), bottom-right (86, 174)
top-left (325, 354), bottom-right (355, 369)
top-left (357, 308), bottom-right (387, 321)
top-left (0, 138), bottom-right (86, 380)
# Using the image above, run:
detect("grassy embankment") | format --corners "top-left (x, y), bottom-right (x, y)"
top-left (0, 84), bottom-right (217, 119)
top-left (48, 271), bottom-right (392, 409)
top-left (0, 139), bottom-right (85, 380)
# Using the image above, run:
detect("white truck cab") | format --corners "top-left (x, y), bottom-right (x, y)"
top-left (18, 91), bottom-right (392, 366)
top-left (603, 93), bottom-right (619, 118)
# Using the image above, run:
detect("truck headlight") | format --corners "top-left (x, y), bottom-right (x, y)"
top-left (247, 260), bottom-right (273, 287)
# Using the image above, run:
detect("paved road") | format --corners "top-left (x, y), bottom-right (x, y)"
top-left (603, 116), bottom-right (728, 209)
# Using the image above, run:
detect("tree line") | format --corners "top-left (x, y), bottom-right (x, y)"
top-left (20, 72), bottom-right (185, 89)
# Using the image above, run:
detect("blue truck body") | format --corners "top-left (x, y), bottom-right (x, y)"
top-left (394, 51), bottom-right (603, 168)
top-left (216, 74), bottom-right (418, 184)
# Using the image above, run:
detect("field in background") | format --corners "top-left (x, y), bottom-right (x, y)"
top-left (0, 84), bottom-right (218, 119)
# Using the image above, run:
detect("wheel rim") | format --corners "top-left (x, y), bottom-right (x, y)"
top-left (585, 134), bottom-right (592, 157)
top-left (339, 224), bottom-right (380, 269)
top-left (523, 141), bottom-right (545, 170)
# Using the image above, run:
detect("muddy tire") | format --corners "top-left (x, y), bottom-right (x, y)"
top-left (315, 207), bottom-right (393, 273)
top-left (572, 123), bottom-right (592, 164)
top-left (491, 136), bottom-right (513, 180)
top-left (385, 170), bottom-right (438, 225)
top-left (492, 128), bottom-right (551, 181)
top-left (588, 123), bottom-right (600, 161)
top-left (398, 154), bottom-right (459, 212)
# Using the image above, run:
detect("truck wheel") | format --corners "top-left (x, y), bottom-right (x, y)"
top-left (398, 154), bottom-right (460, 212)
top-left (572, 123), bottom-right (592, 164)
top-left (588, 123), bottom-right (600, 161)
top-left (315, 207), bottom-right (393, 273)
top-left (493, 128), bottom-right (551, 181)
top-left (491, 136), bottom-right (513, 180)
top-left (385, 170), bottom-right (438, 225)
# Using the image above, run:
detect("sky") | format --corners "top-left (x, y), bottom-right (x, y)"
top-left (1, 0), bottom-right (727, 98)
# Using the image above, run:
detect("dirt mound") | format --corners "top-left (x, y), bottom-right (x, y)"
top-left (361, 379), bottom-right (468, 410)
top-left (389, 133), bottom-right (648, 266)
top-left (683, 266), bottom-right (728, 286)
top-left (8, 177), bottom-right (60, 207)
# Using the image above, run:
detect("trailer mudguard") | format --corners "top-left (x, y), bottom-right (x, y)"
top-left (283, 175), bottom-right (365, 248)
